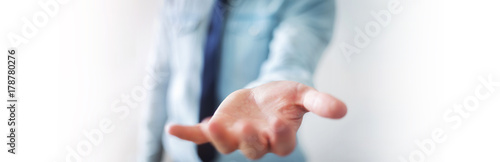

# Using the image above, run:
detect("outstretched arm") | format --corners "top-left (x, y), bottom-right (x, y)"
top-left (168, 0), bottom-right (339, 160)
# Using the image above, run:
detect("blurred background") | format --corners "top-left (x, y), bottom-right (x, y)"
top-left (1, 0), bottom-right (500, 161)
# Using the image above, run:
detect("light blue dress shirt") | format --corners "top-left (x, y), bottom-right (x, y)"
top-left (138, 0), bottom-right (335, 161)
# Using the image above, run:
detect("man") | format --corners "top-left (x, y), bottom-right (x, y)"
top-left (138, 0), bottom-right (347, 161)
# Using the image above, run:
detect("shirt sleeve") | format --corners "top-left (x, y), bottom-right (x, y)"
top-left (245, 0), bottom-right (335, 88)
top-left (137, 15), bottom-right (172, 162)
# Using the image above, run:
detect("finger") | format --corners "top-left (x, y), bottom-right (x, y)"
top-left (267, 118), bottom-right (295, 156)
top-left (166, 123), bottom-right (209, 144)
top-left (203, 119), bottom-right (239, 154)
top-left (297, 84), bottom-right (347, 119)
top-left (235, 121), bottom-right (268, 160)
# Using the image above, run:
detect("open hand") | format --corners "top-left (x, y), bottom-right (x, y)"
top-left (167, 81), bottom-right (347, 159)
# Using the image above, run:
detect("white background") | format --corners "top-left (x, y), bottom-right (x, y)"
top-left (1, 0), bottom-right (500, 162)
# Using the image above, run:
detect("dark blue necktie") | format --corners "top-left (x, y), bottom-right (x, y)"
top-left (198, 0), bottom-right (226, 161)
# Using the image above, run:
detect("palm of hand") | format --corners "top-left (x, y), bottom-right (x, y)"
top-left (168, 81), bottom-right (346, 159)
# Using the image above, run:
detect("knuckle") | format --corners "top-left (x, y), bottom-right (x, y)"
top-left (239, 133), bottom-right (268, 160)
top-left (239, 121), bottom-right (254, 134)
top-left (207, 121), bottom-right (220, 135)
top-left (274, 143), bottom-right (295, 156)
top-left (241, 145), bottom-right (266, 160)
top-left (271, 119), bottom-right (287, 135)
top-left (213, 141), bottom-right (238, 155)
top-left (270, 128), bottom-right (296, 157)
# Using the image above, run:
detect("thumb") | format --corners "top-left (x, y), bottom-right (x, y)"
top-left (166, 119), bottom-right (210, 144)
top-left (298, 85), bottom-right (347, 119)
